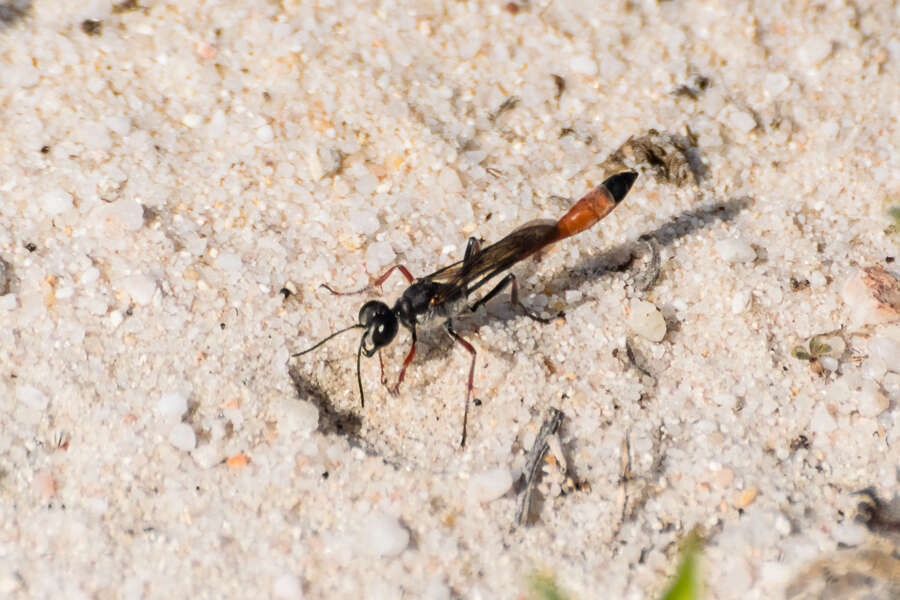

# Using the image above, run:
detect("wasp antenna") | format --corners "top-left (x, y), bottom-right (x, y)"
top-left (292, 324), bottom-right (364, 357)
top-left (356, 340), bottom-right (365, 408)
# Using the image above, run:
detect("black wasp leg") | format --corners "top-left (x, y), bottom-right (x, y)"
top-left (463, 237), bottom-right (481, 263)
top-left (320, 264), bottom-right (415, 296)
top-left (390, 327), bottom-right (417, 395)
top-left (445, 322), bottom-right (477, 448)
top-left (469, 273), bottom-right (552, 323)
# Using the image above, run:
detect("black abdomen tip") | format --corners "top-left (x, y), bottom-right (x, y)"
top-left (603, 171), bottom-right (638, 203)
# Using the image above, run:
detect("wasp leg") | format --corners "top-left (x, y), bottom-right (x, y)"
top-left (390, 326), bottom-right (417, 396)
top-left (445, 322), bottom-right (477, 448)
top-left (320, 264), bottom-right (415, 296)
top-left (468, 273), bottom-right (551, 323)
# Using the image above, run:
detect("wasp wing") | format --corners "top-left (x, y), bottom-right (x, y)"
top-left (426, 219), bottom-right (558, 304)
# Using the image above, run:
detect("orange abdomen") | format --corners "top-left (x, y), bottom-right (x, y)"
top-left (554, 184), bottom-right (618, 241)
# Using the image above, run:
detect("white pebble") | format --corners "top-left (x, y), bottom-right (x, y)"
top-left (861, 357), bottom-right (887, 381)
top-left (774, 514), bottom-right (792, 536)
top-left (17, 385), bottom-right (49, 411)
top-left (41, 189), bottom-right (73, 215)
top-left (869, 336), bottom-right (900, 374)
top-left (626, 299), bottom-right (667, 342)
top-left (216, 252), bottom-right (242, 272)
top-left (731, 290), bottom-right (751, 314)
top-left (122, 273), bottom-right (157, 305)
top-left (830, 521), bottom-right (867, 547)
top-left (191, 443), bottom-right (222, 469)
top-left (107, 198), bottom-right (145, 231)
top-left (182, 113), bottom-right (202, 128)
top-left (570, 54), bottom-right (597, 76)
top-left (82, 267), bottom-right (100, 285)
top-left (798, 37), bottom-right (832, 67)
top-left (856, 382), bottom-right (889, 418)
top-left (713, 393), bottom-right (738, 409)
top-left (108, 310), bottom-right (124, 328)
top-left (715, 238), bottom-right (756, 263)
top-left (349, 209), bottom-right (380, 235)
top-left (365, 241), bottom-right (395, 271)
top-left (168, 423), bottom-right (196, 451)
top-left (841, 268), bottom-right (900, 329)
top-left (809, 270), bottom-right (827, 288)
top-left (272, 573), bottom-right (303, 599)
top-left (818, 356), bottom-right (838, 372)
top-left (104, 115), bottom-right (132, 136)
top-left (276, 399), bottom-right (319, 437)
top-left (729, 110), bottom-right (757, 134)
top-left (764, 73), bottom-right (790, 97)
top-left (438, 168), bottom-right (462, 194)
top-left (157, 392), bottom-right (188, 418)
top-left (467, 468), bottom-right (513, 503)
top-left (357, 512), bottom-right (409, 557)
top-left (256, 124), bottom-right (274, 142)
top-left (810, 403), bottom-right (836, 434)
top-left (0, 294), bottom-right (17, 311)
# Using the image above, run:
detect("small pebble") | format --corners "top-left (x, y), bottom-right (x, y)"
top-left (122, 273), bottom-right (157, 305)
top-left (810, 403), bottom-right (837, 434)
top-left (216, 252), bottom-right (242, 272)
top-left (0, 294), bottom-right (17, 311)
top-left (798, 37), bottom-right (832, 66)
top-left (40, 189), bottom-right (73, 215)
top-left (868, 336), bottom-right (900, 374)
top-left (33, 470), bottom-right (56, 499)
top-left (272, 573), bottom-right (303, 599)
top-left (256, 124), bottom-right (274, 142)
top-left (107, 198), bottom-right (144, 231)
top-left (734, 487), bottom-right (759, 509)
top-left (365, 241), bottom-right (395, 272)
top-left (438, 168), bottom-right (462, 194)
top-left (856, 382), bottom-right (889, 418)
top-left (349, 209), bottom-right (380, 235)
top-left (357, 512), bottom-right (409, 557)
top-left (830, 521), bottom-right (867, 546)
top-left (841, 267), bottom-right (900, 329)
top-left (17, 385), bottom-right (48, 411)
top-left (570, 54), bottom-right (597, 76)
top-left (467, 468), bottom-right (513, 503)
top-left (818, 356), bottom-right (838, 372)
top-left (157, 392), bottom-right (188, 418)
top-left (627, 299), bottom-right (667, 342)
top-left (729, 110), bottom-right (757, 134)
top-left (715, 238), bottom-right (756, 263)
top-left (169, 423), bottom-right (197, 451)
top-left (774, 514), bottom-right (792, 536)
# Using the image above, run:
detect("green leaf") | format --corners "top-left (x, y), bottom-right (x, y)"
top-left (529, 572), bottom-right (571, 600)
top-left (807, 336), bottom-right (831, 357)
top-left (792, 346), bottom-right (810, 360)
top-left (659, 531), bottom-right (702, 600)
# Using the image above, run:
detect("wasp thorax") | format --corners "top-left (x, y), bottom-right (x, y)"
top-left (359, 300), bottom-right (398, 356)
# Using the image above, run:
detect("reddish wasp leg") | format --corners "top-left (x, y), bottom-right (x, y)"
top-left (320, 264), bottom-right (415, 296)
top-left (389, 329), bottom-right (417, 395)
top-left (551, 183), bottom-right (618, 242)
top-left (378, 351), bottom-right (387, 386)
top-left (445, 322), bottom-right (477, 448)
top-left (469, 273), bottom-right (551, 324)
top-left (375, 264), bottom-right (415, 286)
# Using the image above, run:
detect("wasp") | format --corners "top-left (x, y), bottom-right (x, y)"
top-left (294, 171), bottom-right (637, 446)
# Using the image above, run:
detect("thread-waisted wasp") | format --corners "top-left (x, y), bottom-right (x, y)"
top-left (294, 171), bottom-right (637, 446)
